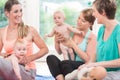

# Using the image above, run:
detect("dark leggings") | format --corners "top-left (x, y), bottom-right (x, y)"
top-left (46, 55), bottom-right (84, 78)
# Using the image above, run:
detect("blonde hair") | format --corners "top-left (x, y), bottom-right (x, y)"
top-left (53, 10), bottom-right (66, 19)
top-left (18, 22), bottom-right (29, 39)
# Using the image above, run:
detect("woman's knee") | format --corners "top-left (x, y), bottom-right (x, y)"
top-left (47, 55), bottom-right (53, 61)
top-left (60, 60), bottom-right (71, 65)
top-left (47, 55), bottom-right (56, 62)
top-left (47, 55), bottom-right (61, 65)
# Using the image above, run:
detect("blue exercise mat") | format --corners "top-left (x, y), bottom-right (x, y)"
top-left (35, 75), bottom-right (55, 80)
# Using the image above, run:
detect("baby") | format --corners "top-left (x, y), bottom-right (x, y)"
top-left (44, 10), bottom-right (83, 60)
top-left (78, 66), bottom-right (107, 80)
top-left (65, 66), bottom-right (107, 80)
top-left (5, 39), bottom-right (29, 80)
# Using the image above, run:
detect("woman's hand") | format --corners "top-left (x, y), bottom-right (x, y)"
top-left (55, 31), bottom-right (73, 48)
top-left (55, 31), bottom-right (65, 42)
top-left (2, 53), bottom-right (11, 58)
top-left (81, 77), bottom-right (90, 80)
top-left (19, 55), bottom-right (30, 65)
top-left (62, 39), bottom-right (73, 48)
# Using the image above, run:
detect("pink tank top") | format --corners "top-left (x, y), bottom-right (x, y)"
top-left (3, 26), bottom-right (36, 69)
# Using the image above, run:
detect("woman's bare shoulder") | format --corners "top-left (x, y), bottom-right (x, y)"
top-left (0, 27), bottom-right (6, 32)
top-left (0, 27), bottom-right (6, 34)
top-left (89, 32), bottom-right (97, 40)
top-left (28, 26), bottom-right (39, 36)
top-left (28, 26), bottom-right (37, 32)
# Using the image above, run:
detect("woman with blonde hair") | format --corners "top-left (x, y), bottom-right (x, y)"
top-left (0, 0), bottom-right (48, 80)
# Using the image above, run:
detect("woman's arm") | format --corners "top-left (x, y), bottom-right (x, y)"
top-left (83, 43), bottom-right (120, 68)
top-left (55, 31), bottom-right (97, 62)
top-left (68, 39), bottom-right (90, 62)
top-left (85, 33), bottom-right (97, 62)
top-left (0, 29), bottom-right (3, 54)
top-left (72, 33), bottom-right (97, 63)
top-left (79, 58), bottom-right (120, 69)
top-left (0, 28), bottom-right (6, 57)
top-left (19, 27), bottom-right (49, 64)
top-left (30, 27), bottom-right (49, 61)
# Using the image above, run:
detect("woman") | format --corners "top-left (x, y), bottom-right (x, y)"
top-left (0, 0), bottom-right (48, 80)
top-left (47, 8), bottom-right (96, 80)
top-left (78, 0), bottom-right (120, 80)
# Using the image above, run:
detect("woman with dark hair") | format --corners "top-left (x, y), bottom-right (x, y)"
top-left (47, 8), bottom-right (96, 80)
top-left (0, 0), bottom-right (48, 80)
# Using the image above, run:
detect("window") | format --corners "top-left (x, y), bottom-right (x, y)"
top-left (0, 0), bottom-right (120, 50)
top-left (0, 0), bottom-right (7, 28)
top-left (40, 0), bottom-right (94, 49)
top-left (39, 0), bottom-right (120, 50)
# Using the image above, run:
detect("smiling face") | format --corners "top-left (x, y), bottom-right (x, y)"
top-left (92, 0), bottom-right (117, 24)
top-left (77, 13), bottom-right (91, 31)
top-left (5, 4), bottom-right (22, 25)
top-left (53, 11), bottom-right (65, 26)
top-left (92, 5), bottom-right (104, 24)
top-left (77, 9), bottom-right (95, 31)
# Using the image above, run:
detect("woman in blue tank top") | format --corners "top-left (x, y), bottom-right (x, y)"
top-left (46, 8), bottom-right (97, 80)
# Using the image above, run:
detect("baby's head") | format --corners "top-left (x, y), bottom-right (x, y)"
top-left (14, 39), bottom-right (27, 58)
top-left (89, 66), bottom-right (107, 80)
top-left (53, 10), bottom-right (65, 26)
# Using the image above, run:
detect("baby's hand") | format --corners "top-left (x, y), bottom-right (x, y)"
top-left (44, 34), bottom-right (48, 40)
top-left (17, 75), bottom-right (22, 80)
top-left (25, 65), bottom-right (30, 71)
top-left (80, 31), bottom-right (84, 36)
top-left (3, 53), bottom-right (11, 58)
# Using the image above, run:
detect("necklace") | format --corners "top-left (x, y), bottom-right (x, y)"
top-left (8, 27), bottom-right (18, 31)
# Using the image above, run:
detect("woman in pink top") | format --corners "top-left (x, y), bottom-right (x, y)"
top-left (0, 0), bottom-right (48, 80)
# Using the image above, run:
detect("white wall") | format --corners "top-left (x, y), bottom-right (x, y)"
top-left (21, 0), bottom-right (43, 60)
top-left (22, 0), bottom-right (40, 31)
top-left (92, 19), bottom-right (101, 36)
top-left (21, 0), bottom-right (63, 61)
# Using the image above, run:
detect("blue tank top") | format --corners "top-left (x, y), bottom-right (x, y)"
top-left (75, 29), bottom-right (91, 61)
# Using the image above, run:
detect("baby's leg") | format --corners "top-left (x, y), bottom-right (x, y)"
top-left (68, 48), bottom-right (75, 61)
top-left (61, 49), bottom-right (69, 60)
top-left (60, 43), bottom-right (69, 60)
top-left (77, 67), bottom-right (89, 80)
